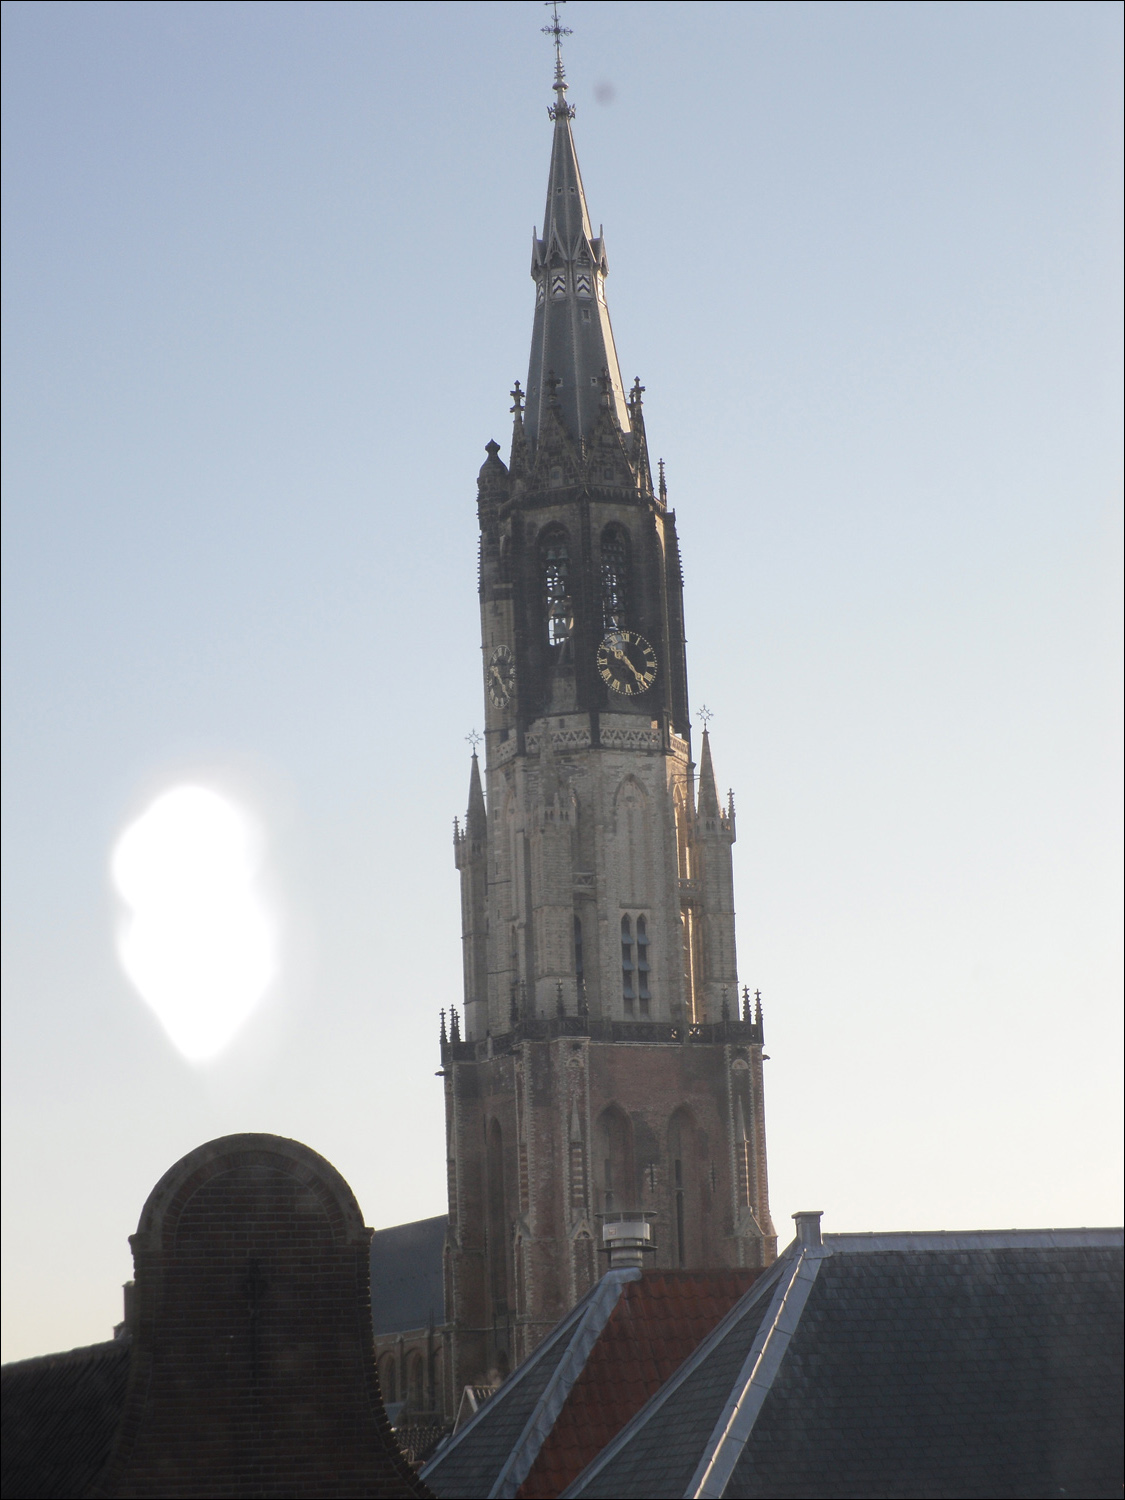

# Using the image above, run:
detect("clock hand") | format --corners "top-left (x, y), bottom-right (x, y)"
top-left (611, 643), bottom-right (648, 686)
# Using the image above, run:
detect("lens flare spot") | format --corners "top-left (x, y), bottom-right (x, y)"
top-left (111, 785), bottom-right (276, 1061)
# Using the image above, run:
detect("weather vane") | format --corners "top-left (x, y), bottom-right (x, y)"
top-left (466, 728), bottom-right (482, 751)
top-left (698, 705), bottom-right (714, 728)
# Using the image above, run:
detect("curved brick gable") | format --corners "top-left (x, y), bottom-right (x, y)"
top-left (92, 1133), bottom-right (430, 1499)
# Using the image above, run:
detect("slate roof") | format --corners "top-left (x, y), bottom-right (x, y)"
top-left (371, 1213), bottom-right (448, 1334)
top-left (1, 1338), bottom-right (130, 1500)
top-left (567, 1228), bottom-right (1125, 1500)
top-left (421, 1268), bottom-right (761, 1500)
top-left (422, 1279), bottom-right (598, 1499)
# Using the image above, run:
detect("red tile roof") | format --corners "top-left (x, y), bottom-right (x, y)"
top-left (517, 1268), bottom-right (762, 1499)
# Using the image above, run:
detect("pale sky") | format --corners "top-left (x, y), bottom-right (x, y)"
top-left (2, 0), bottom-right (1121, 1364)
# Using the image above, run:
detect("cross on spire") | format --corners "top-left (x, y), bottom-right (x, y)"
top-left (466, 728), bottom-right (482, 752)
top-left (542, 0), bottom-right (572, 109)
top-left (698, 704), bottom-right (714, 729)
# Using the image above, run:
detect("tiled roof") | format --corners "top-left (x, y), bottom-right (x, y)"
top-left (568, 1228), bottom-right (1125, 1500)
top-left (518, 1269), bottom-right (761, 1499)
top-left (371, 1213), bottom-right (448, 1334)
top-left (565, 1261), bottom-right (789, 1498)
top-left (1, 1339), bottom-right (129, 1500)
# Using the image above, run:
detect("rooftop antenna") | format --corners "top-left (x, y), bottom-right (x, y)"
top-left (543, 0), bottom-right (574, 118)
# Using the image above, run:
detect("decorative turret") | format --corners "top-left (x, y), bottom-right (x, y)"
top-left (697, 726), bottom-right (721, 823)
top-left (466, 750), bottom-right (486, 846)
top-left (477, 438), bottom-right (509, 505)
top-left (455, 750), bottom-right (488, 1038)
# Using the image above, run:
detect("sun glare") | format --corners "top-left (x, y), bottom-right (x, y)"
top-left (111, 785), bottom-right (276, 1061)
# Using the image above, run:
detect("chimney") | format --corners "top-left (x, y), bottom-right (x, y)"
top-left (113, 1279), bottom-right (135, 1341)
top-left (602, 1215), bottom-right (654, 1269)
top-left (792, 1211), bottom-right (823, 1248)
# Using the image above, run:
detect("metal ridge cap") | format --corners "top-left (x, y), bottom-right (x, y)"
top-left (420, 1271), bottom-right (622, 1481)
top-left (822, 1227), bottom-right (1124, 1251)
top-left (560, 1249), bottom-right (796, 1498)
top-left (687, 1248), bottom-right (825, 1500)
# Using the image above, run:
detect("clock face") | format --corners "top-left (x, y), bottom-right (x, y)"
top-left (597, 630), bottom-right (658, 696)
top-left (487, 644), bottom-right (516, 707)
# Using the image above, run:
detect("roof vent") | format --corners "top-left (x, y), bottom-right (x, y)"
top-left (792, 1210), bottom-right (823, 1248)
top-left (602, 1215), bottom-right (655, 1269)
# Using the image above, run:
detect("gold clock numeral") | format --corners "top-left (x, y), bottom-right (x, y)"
top-left (487, 645), bottom-right (515, 707)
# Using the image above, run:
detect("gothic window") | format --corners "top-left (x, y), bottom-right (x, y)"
top-left (674, 1154), bottom-right (685, 1267)
top-left (536, 276), bottom-right (546, 307)
top-left (669, 1108), bottom-right (697, 1266)
top-left (636, 915), bottom-right (651, 1016)
top-left (406, 1351), bottom-right (425, 1410)
top-left (486, 1118), bottom-right (508, 1314)
top-left (595, 1105), bottom-right (635, 1214)
top-left (378, 1354), bottom-right (397, 1404)
top-left (540, 528), bottom-right (573, 655)
top-left (574, 915), bottom-right (584, 989)
top-left (575, 262), bottom-right (593, 298)
top-left (621, 915), bottom-right (634, 1015)
top-left (601, 526), bottom-right (630, 631)
top-left (621, 913), bottom-right (650, 1017)
top-left (551, 268), bottom-right (567, 299)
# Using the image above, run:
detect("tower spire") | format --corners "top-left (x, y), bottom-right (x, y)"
top-left (526, 6), bottom-right (630, 446)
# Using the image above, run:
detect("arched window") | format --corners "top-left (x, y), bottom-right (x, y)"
top-left (540, 527), bottom-right (573, 653)
top-left (486, 1119), bottom-right (508, 1314)
top-left (601, 526), bottom-right (630, 631)
top-left (406, 1350), bottom-right (425, 1410)
top-left (378, 1353), bottom-right (397, 1405)
top-left (636, 916), bottom-right (651, 1016)
top-left (621, 915), bottom-right (634, 1015)
top-left (595, 1105), bottom-right (635, 1214)
top-left (621, 914), bottom-right (650, 1017)
top-left (668, 1109), bottom-right (696, 1267)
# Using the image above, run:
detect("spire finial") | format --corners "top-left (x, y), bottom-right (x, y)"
top-left (510, 380), bottom-right (524, 418)
top-left (543, 1), bottom-right (573, 117)
top-left (698, 704), bottom-right (714, 730)
top-left (466, 728), bottom-right (482, 754)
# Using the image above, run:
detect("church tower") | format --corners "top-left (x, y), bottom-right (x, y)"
top-left (442, 50), bottom-right (776, 1392)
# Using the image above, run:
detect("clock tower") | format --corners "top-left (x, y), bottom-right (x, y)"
top-left (441, 54), bottom-right (776, 1394)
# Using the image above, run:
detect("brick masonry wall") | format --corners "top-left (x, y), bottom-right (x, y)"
top-left (448, 1036), bottom-right (774, 1390)
top-left (94, 1134), bottom-right (430, 1499)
